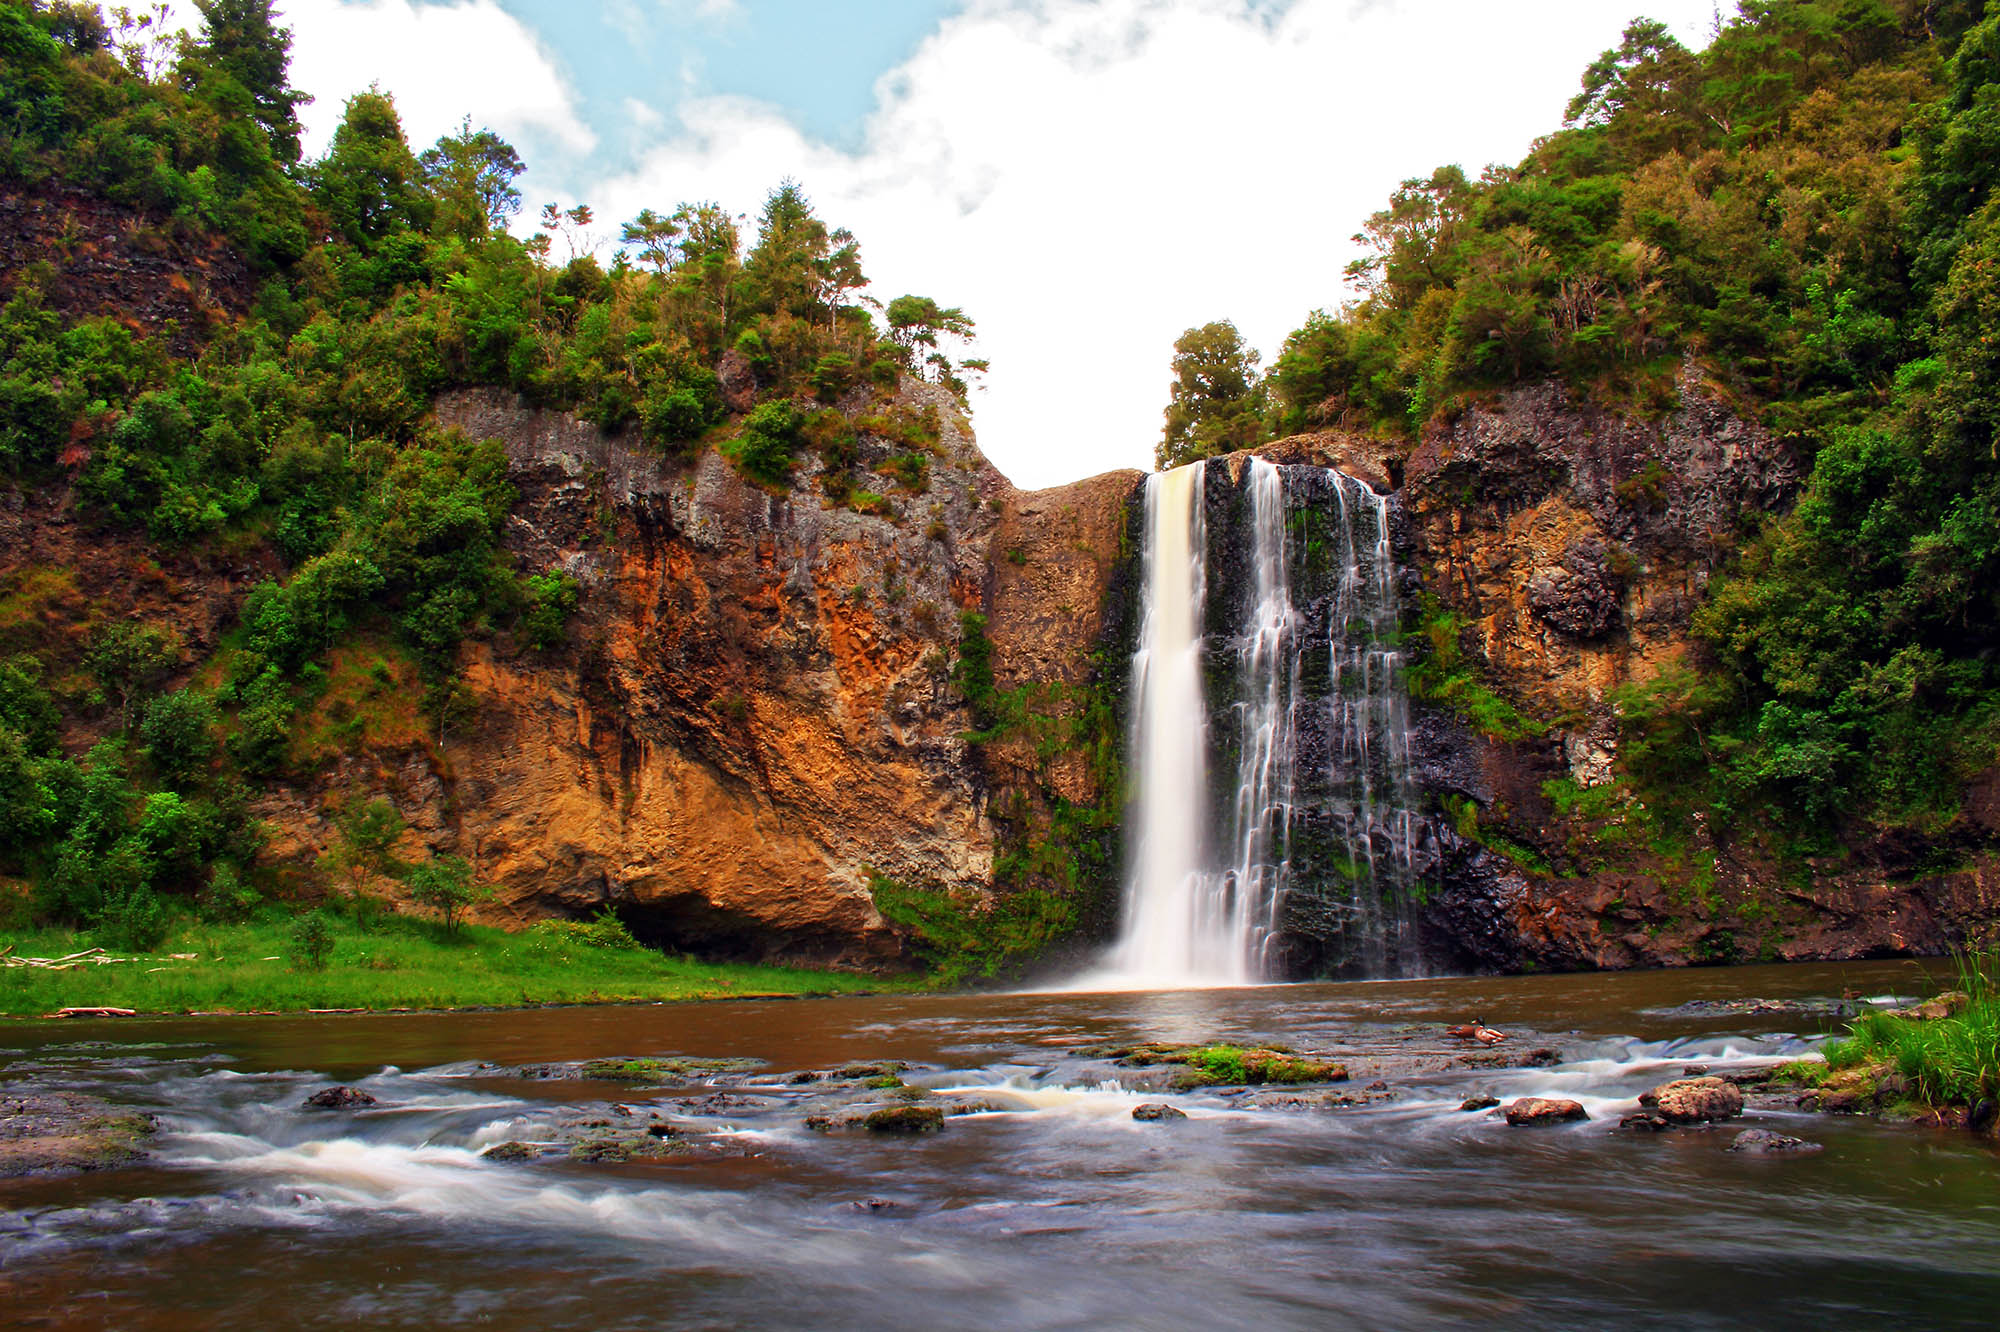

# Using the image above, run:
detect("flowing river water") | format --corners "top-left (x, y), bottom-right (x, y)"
top-left (5, 960), bottom-right (1998, 1329)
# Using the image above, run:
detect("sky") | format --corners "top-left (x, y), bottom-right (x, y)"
top-left (260, 0), bottom-right (1728, 489)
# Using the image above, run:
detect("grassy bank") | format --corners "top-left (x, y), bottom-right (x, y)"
top-left (0, 912), bottom-right (906, 1018)
top-left (1776, 951), bottom-right (1999, 1120)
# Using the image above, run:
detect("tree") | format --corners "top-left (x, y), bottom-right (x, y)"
top-left (418, 119), bottom-right (525, 239)
top-left (1157, 321), bottom-right (1268, 470)
top-left (620, 207), bottom-right (682, 275)
top-left (405, 854), bottom-right (488, 933)
top-left (886, 295), bottom-right (978, 392)
top-left (139, 689), bottom-right (218, 785)
top-left (186, 0), bottom-right (310, 163)
top-left (1565, 17), bottom-right (1701, 155)
top-left (321, 795), bottom-right (406, 897)
top-left (312, 89), bottom-right (432, 250)
top-left (1345, 166), bottom-right (1472, 311)
top-left (86, 621), bottom-right (175, 734)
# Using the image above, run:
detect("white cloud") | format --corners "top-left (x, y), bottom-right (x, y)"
top-left (284, 0), bottom-right (595, 159)
top-left (580, 0), bottom-right (1720, 488)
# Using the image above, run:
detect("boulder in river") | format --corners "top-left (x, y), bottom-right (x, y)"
top-left (1460, 1096), bottom-right (1501, 1112)
top-left (1132, 1103), bottom-right (1187, 1122)
top-left (1616, 1112), bottom-right (1673, 1133)
top-left (1504, 1098), bottom-right (1589, 1126)
top-left (1727, 1129), bottom-right (1824, 1154)
top-left (302, 1086), bottom-right (377, 1110)
top-left (863, 1105), bottom-right (945, 1134)
top-left (1640, 1077), bottom-right (1743, 1124)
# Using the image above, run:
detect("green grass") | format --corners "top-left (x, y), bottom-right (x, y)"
top-left (1822, 950), bottom-right (2000, 1106)
top-left (0, 911), bottom-right (906, 1017)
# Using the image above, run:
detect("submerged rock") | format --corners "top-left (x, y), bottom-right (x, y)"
top-left (1459, 1096), bottom-right (1500, 1112)
top-left (1504, 1097), bottom-right (1589, 1126)
top-left (1727, 1128), bottom-right (1824, 1154)
top-left (1132, 1103), bottom-right (1187, 1122)
top-left (1640, 1077), bottom-right (1744, 1124)
top-left (302, 1086), bottom-right (377, 1110)
top-left (0, 1091), bottom-right (157, 1177)
top-left (1616, 1112), bottom-right (1673, 1133)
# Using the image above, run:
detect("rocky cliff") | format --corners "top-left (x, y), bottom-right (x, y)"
top-left (241, 383), bottom-right (1137, 968)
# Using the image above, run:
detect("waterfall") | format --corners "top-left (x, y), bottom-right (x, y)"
top-left (1106, 461), bottom-right (1215, 985)
top-left (1089, 457), bottom-right (1419, 990)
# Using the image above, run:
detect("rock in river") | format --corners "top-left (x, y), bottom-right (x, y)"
top-left (1727, 1129), bottom-right (1824, 1154)
top-left (302, 1086), bottom-right (378, 1110)
top-left (1640, 1077), bottom-right (1743, 1124)
top-left (1504, 1098), bottom-right (1589, 1126)
top-left (1132, 1103), bottom-right (1187, 1122)
top-left (0, 1091), bottom-right (157, 1176)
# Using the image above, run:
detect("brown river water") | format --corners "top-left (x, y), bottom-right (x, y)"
top-left (3, 960), bottom-right (1997, 1329)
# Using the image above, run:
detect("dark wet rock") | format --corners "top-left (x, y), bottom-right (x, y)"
top-left (1651, 998), bottom-right (1861, 1019)
top-left (1243, 1087), bottom-right (1388, 1111)
top-left (850, 1197), bottom-right (902, 1214)
top-left (941, 1099), bottom-right (1004, 1116)
top-left (1459, 1096), bottom-right (1501, 1112)
top-left (1641, 1076), bottom-right (1744, 1124)
top-left (0, 1091), bottom-right (157, 1177)
top-left (302, 1086), bottom-right (377, 1110)
top-left (1132, 1103), bottom-right (1187, 1122)
top-left (1504, 1097), bottom-right (1588, 1126)
top-left (785, 1061), bottom-right (911, 1086)
top-left (1969, 1098), bottom-right (1998, 1134)
top-left (1364, 1080), bottom-right (1389, 1092)
top-left (1798, 1088), bottom-right (1867, 1115)
top-left (674, 1092), bottom-right (778, 1114)
top-left (1616, 1112), bottom-right (1673, 1133)
top-left (481, 1141), bottom-right (537, 1162)
top-left (1527, 539), bottom-right (1622, 638)
top-left (863, 1105), bottom-right (944, 1134)
top-left (1728, 1129), bottom-right (1824, 1154)
top-left (1683, 1064), bottom-right (1710, 1077)
top-left (1459, 1046), bottom-right (1560, 1070)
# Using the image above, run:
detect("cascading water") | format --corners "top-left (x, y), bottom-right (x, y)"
top-left (1091, 457), bottom-right (1421, 989)
top-left (1104, 461), bottom-right (1215, 985)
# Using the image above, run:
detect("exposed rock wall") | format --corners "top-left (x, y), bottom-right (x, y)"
top-left (244, 386), bottom-right (1139, 966)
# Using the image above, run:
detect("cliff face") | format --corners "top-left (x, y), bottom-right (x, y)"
top-left (244, 385), bottom-right (1137, 967)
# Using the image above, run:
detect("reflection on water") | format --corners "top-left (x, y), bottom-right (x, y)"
top-left (2, 960), bottom-right (1995, 1331)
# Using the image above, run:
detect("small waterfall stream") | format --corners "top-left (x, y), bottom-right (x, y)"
top-left (1095, 457), bottom-right (1420, 989)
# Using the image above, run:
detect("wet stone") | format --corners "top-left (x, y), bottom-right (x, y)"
top-left (302, 1086), bottom-right (377, 1110)
top-left (1617, 1112), bottom-right (1673, 1134)
top-left (863, 1105), bottom-right (944, 1134)
top-left (1459, 1096), bottom-right (1501, 1112)
top-left (1641, 1077), bottom-right (1744, 1124)
top-left (1728, 1129), bottom-right (1824, 1154)
top-left (1132, 1103), bottom-right (1187, 1122)
top-left (481, 1141), bottom-right (537, 1162)
top-left (1504, 1098), bottom-right (1589, 1126)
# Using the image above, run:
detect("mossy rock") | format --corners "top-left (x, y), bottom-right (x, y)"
top-left (1160, 1045), bottom-right (1348, 1088)
top-left (579, 1056), bottom-right (765, 1083)
top-left (481, 1141), bottom-right (537, 1162)
top-left (863, 1105), bottom-right (944, 1134)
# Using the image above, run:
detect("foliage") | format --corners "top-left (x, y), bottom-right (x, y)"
top-left (866, 868), bottom-right (1075, 988)
top-left (1822, 950), bottom-right (2000, 1105)
top-left (520, 568), bottom-right (580, 649)
top-left (288, 907), bottom-right (333, 969)
top-left (404, 853), bottom-right (489, 933)
top-left (1157, 320), bottom-right (1267, 469)
top-left (1405, 599), bottom-right (1543, 742)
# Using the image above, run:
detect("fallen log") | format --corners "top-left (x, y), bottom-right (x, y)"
top-left (46, 1006), bottom-right (139, 1019)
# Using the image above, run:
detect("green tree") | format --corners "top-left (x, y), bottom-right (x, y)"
top-left (1157, 321), bottom-right (1268, 470)
top-left (139, 688), bottom-right (218, 785)
top-left (405, 853), bottom-right (488, 933)
top-left (418, 118), bottom-right (525, 238)
top-left (85, 622), bottom-right (175, 734)
top-left (620, 207), bottom-right (682, 275)
top-left (312, 89), bottom-right (432, 250)
top-left (184, 0), bottom-right (310, 163)
top-left (321, 795), bottom-right (406, 898)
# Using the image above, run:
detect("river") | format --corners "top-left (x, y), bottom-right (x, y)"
top-left (3, 960), bottom-right (1996, 1329)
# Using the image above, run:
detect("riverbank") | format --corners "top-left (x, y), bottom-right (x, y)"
top-left (0, 913), bottom-right (907, 1018)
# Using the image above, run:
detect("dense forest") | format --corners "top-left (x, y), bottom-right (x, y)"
top-left (1162, 0), bottom-right (2000, 859)
top-left (0, 0), bottom-right (980, 947)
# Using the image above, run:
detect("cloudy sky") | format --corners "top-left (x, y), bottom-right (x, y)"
top-left (264, 0), bottom-right (1725, 488)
